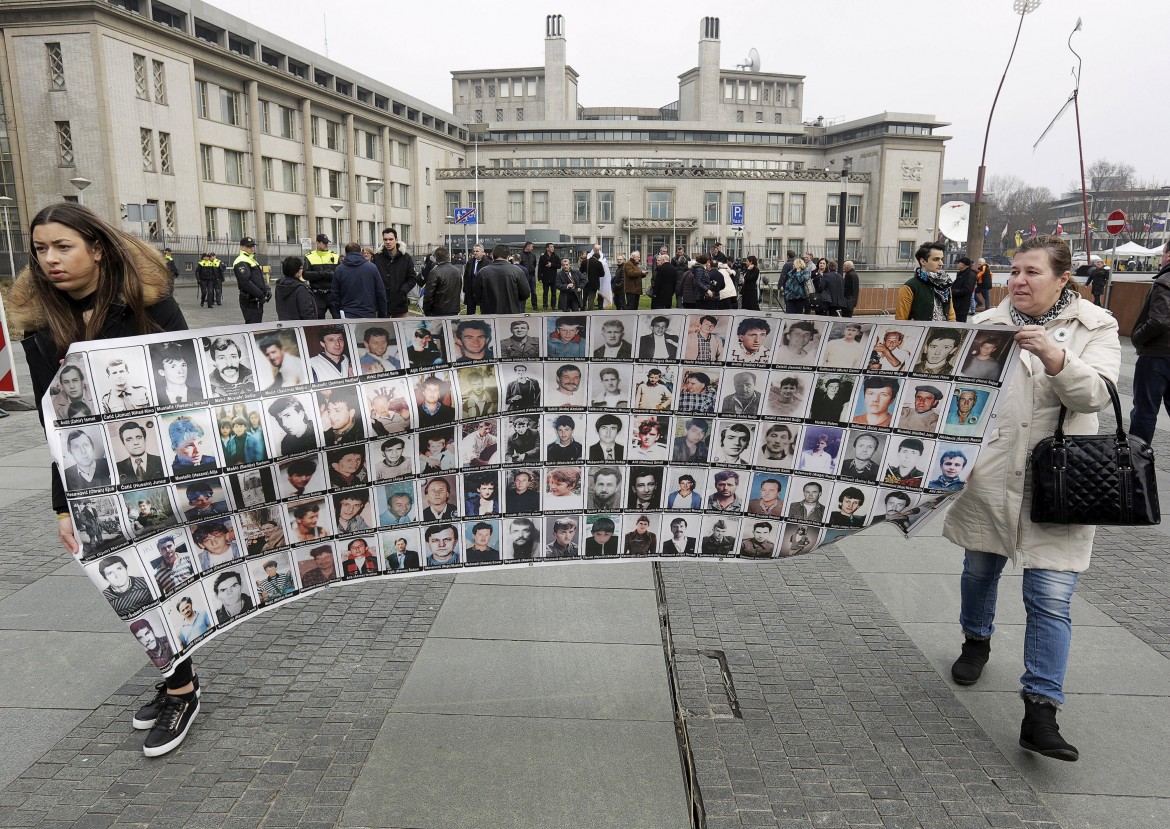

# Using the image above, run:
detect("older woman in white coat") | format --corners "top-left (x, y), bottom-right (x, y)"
top-left (943, 235), bottom-right (1120, 762)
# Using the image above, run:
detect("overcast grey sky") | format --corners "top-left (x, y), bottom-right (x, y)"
top-left (219, 0), bottom-right (1168, 196)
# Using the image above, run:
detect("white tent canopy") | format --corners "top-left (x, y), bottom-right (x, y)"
top-left (1097, 241), bottom-right (1161, 257)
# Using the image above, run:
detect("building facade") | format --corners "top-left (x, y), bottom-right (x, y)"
top-left (446, 15), bottom-right (949, 266)
top-left (0, 0), bottom-right (466, 273)
top-left (0, 3), bottom-right (949, 275)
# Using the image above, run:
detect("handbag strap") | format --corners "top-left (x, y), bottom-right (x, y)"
top-left (1052, 376), bottom-right (1126, 444)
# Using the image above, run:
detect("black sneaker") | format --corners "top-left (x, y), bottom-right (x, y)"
top-left (132, 675), bottom-right (201, 730)
top-left (142, 693), bottom-right (199, 758)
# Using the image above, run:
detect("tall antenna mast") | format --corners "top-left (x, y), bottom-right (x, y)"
top-left (323, 14), bottom-right (329, 57)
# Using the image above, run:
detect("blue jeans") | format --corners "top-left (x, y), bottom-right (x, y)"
top-left (974, 287), bottom-right (992, 311)
top-left (1129, 355), bottom-right (1170, 445)
top-left (959, 549), bottom-right (1079, 704)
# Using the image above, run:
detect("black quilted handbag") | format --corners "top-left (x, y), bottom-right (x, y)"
top-left (1030, 377), bottom-right (1160, 525)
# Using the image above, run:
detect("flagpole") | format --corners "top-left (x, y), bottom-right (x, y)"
top-left (1068, 19), bottom-right (1092, 263)
top-left (966, 1), bottom-right (1042, 263)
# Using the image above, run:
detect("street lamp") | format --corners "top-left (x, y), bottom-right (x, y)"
top-left (330, 203), bottom-right (344, 255)
top-left (69, 176), bottom-right (91, 204)
top-left (469, 125), bottom-right (490, 247)
top-left (837, 156), bottom-right (852, 268)
top-left (966, 0), bottom-right (1041, 262)
top-left (367, 179), bottom-right (384, 244)
top-left (0, 196), bottom-right (15, 277)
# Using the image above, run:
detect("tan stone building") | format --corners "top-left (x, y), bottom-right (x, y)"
top-left (0, 3), bottom-right (949, 273)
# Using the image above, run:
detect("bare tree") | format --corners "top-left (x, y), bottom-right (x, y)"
top-left (1084, 159), bottom-right (1137, 193)
top-left (986, 174), bottom-right (1054, 246)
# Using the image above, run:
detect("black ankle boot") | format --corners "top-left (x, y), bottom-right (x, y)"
top-left (1019, 698), bottom-right (1079, 761)
top-left (950, 636), bottom-right (991, 685)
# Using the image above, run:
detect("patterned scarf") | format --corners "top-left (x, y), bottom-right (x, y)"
top-left (916, 267), bottom-right (954, 321)
top-left (1009, 287), bottom-right (1078, 327)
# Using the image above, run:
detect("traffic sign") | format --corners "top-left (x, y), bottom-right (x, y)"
top-left (1106, 210), bottom-right (1127, 236)
top-left (454, 207), bottom-right (477, 225)
top-left (730, 204), bottom-right (745, 226)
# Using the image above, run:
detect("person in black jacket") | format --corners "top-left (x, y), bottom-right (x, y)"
top-left (538, 242), bottom-right (560, 310)
top-left (423, 246), bottom-right (463, 316)
top-left (11, 203), bottom-right (200, 758)
top-left (517, 241), bottom-right (539, 311)
top-left (585, 250), bottom-right (607, 311)
top-left (951, 257), bottom-right (978, 323)
top-left (651, 253), bottom-right (678, 309)
top-left (1129, 240), bottom-right (1170, 444)
top-left (371, 227), bottom-right (417, 318)
top-left (274, 256), bottom-right (317, 321)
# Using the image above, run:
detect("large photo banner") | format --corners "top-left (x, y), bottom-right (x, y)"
top-left (42, 310), bottom-right (1018, 675)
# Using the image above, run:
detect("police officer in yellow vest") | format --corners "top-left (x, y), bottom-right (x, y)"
top-left (234, 236), bottom-right (269, 324)
top-left (304, 233), bottom-right (339, 319)
top-left (195, 252), bottom-right (224, 307)
top-left (162, 247), bottom-right (179, 292)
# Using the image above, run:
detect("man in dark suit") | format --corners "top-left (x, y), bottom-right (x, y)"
top-left (114, 421), bottom-right (166, 483)
top-left (462, 244), bottom-right (489, 315)
top-left (538, 242), bottom-right (560, 310)
top-left (637, 316), bottom-right (680, 359)
top-left (587, 413), bottom-right (625, 462)
top-left (385, 536), bottom-right (421, 571)
top-left (63, 429), bottom-right (112, 490)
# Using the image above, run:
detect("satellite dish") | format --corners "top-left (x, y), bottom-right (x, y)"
top-left (938, 201), bottom-right (971, 242)
top-left (736, 47), bottom-right (760, 72)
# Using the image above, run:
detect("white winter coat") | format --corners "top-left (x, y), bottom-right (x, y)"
top-left (941, 293), bottom-right (1121, 572)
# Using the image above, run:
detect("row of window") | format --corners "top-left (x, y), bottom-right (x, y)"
top-left (461, 78), bottom-right (539, 101)
top-left (440, 189), bottom-right (865, 227)
top-left (203, 89), bottom-right (413, 168)
top-left (722, 79), bottom-right (796, 108)
top-left (252, 212), bottom-right (413, 246)
top-left (489, 157), bottom-right (805, 172)
top-left (107, 1), bottom-right (460, 138)
top-left (486, 130), bottom-right (812, 146)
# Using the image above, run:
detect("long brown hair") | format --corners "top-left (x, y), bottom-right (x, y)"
top-left (26, 202), bottom-right (162, 355)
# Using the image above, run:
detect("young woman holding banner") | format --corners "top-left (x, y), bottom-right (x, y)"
top-left (11, 203), bottom-right (200, 758)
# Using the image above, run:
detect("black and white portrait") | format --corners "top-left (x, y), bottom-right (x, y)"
top-left (148, 340), bottom-right (205, 406)
top-left (764, 371), bottom-right (813, 419)
top-left (202, 335), bottom-right (257, 397)
top-left (59, 424), bottom-right (113, 491)
top-left (92, 346), bottom-right (154, 414)
top-left (265, 393), bottom-right (320, 456)
top-left (106, 416), bottom-right (166, 485)
top-left (50, 354), bottom-right (96, 420)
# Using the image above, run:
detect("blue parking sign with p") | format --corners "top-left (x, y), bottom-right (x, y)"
top-left (730, 204), bottom-right (744, 226)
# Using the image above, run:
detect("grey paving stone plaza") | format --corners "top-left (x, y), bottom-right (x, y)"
top-left (0, 291), bottom-right (1168, 829)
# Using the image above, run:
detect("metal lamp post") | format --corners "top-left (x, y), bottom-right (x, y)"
top-left (469, 125), bottom-right (489, 247)
top-left (966, 0), bottom-right (1042, 263)
top-left (367, 179), bottom-right (384, 245)
top-left (330, 203), bottom-right (343, 255)
top-left (837, 156), bottom-right (852, 267)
